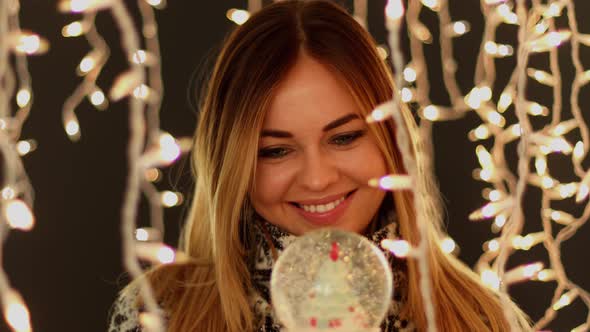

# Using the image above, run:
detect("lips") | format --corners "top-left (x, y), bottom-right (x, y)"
top-left (290, 189), bottom-right (356, 207)
top-left (289, 189), bottom-right (357, 226)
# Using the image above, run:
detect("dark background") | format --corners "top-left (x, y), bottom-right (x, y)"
top-left (5, 0), bottom-right (590, 331)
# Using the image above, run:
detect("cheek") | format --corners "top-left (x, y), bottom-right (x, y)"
top-left (253, 163), bottom-right (294, 203)
top-left (336, 143), bottom-right (388, 180)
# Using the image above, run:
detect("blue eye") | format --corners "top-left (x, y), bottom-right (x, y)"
top-left (258, 147), bottom-right (290, 159)
top-left (331, 130), bottom-right (366, 146)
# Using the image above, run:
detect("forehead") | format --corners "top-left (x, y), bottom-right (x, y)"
top-left (263, 53), bottom-right (359, 131)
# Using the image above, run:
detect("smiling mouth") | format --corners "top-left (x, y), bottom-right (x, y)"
top-left (289, 189), bottom-right (357, 213)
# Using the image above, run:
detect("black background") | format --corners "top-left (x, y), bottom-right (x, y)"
top-left (4, 1), bottom-right (590, 331)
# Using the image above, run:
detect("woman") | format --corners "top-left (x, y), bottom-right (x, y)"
top-left (108, 1), bottom-right (531, 331)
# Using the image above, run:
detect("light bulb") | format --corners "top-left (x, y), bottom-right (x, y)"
top-left (381, 239), bottom-right (411, 257)
top-left (368, 174), bottom-right (412, 190)
top-left (16, 89), bottom-right (31, 108)
top-left (3, 199), bottom-right (34, 231)
top-left (226, 9), bottom-right (250, 25)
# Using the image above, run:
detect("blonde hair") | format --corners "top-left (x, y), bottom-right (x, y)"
top-left (123, 1), bottom-right (531, 331)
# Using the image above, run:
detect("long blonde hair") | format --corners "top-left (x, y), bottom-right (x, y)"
top-left (124, 1), bottom-right (531, 331)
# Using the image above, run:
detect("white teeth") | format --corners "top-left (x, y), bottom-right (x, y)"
top-left (301, 196), bottom-right (346, 213)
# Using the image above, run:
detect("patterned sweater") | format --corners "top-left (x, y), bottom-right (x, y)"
top-left (107, 212), bottom-right (415, 332)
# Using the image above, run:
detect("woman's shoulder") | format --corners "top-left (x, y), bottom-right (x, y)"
top-left (107, 286), bottom-right (142, 332)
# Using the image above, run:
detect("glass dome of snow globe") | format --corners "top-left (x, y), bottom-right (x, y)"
top-left (271, 228), bottom-right (393, 332)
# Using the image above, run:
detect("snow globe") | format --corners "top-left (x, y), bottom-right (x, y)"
top-left (270, 229), bottom-right (393, 332)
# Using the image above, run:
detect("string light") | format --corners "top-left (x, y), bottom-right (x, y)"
top-left (552, 289), bottom-right (579, 311)
top-left (527, 68), bottom-right (556, 86)
top-left (368, 174), bottom-right (413, 190)
top-left (88, 88), bottom-right (108, 110)
top-left (511, 232), bottom-right (545, 251)
top-left (3, 199), bottom-right (35, 231)
top-left (447, 21), bottom-right (470, 37)
top-left (366, 100), bottom-right (395, 123)
top-left (544, 209), bottom-right (575, 225)
top-left (480, 269), bottom-right (501, 291)
top-left (10, 32), bottom-right (49, 55)
top-left (381, 239), bottom-right (412, 258)
top-left (1, 187), bottom-right (16, 200)
top-left (3, 290), bottom-right (32, 332)
top-left (226, 9), bottom-right (251, 25)
top-left (2, 1), bottom-right (583, 331)
top-left (484, 41), bottom-right (514, 57)
top-left (109, 70), bottom-right (142, 101)
top-left (160, 191), bottom-right (183, 207)
top-left (403, 65), bottom-right (417, 82)
top-left (62, 21), bottom-right (88, 37)
top-left (533, 269), bottom-right (556, 282)
top-left (503, 262), bottom-right (544, 285)
top-left (528, 30), bottom-right (572, 53)
top-left (144, 168), bottom-right (161, 182)
top-left (440, 237), bottom-right (458, 255)
top-left (497, 86), bottom-right (515, 113)
top-left (15, 140), bottom-right (37, 156)
top-left (496, 4), bottom-right (518, 25)
top-left (135, 227), bottom-right (162, 242)
top-left (64, 118), bottom-right (81, 141)
top-left (15, 89), bottom-right (31, 108)
top-left (468, 124), bottom-right (492, 141)
top-left (58, 0), bottom-right (113, 13)
top-left (135, 242), bottom-right (180, 264)
top-left (0, 2), bottom-right (40, 328)
top-left (59, 2), bottom-right (186, 330)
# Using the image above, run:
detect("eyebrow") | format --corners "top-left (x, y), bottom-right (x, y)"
top-left (260, 113), bottom-right (360, 138)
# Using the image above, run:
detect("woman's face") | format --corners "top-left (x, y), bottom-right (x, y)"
top-left (250, 52), bottom-right (388, 235)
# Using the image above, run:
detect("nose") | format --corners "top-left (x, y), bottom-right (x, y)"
top-left (297, 149), bottom-right (340, 192)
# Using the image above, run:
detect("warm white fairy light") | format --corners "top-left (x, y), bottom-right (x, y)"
top-left (376, 45), bottom-right (388, 60)
top-left (448, 21), bottom-right (470, 36)
top-left (440, 237), bottom-right (457, 255)
top-left (468, 124), bottom-right (491, 141)
top-left (77, 52), bottom-right (98, 75)
top-left (382, 0), bottom-right (440, 330)
top-left (144, 168), bottom-right (161, 183)
top-left (0, 0), bottom-right (41, 329)
top-left (552, 289), bottom-right (579, 311)
top-left (3, 199), bottom-right (34, 231)
top-left (135, 242), bottom-right (180, 265)
top-left (403, 66), bottom-right (417, 83)
top-left (65, 119), bottom-right (80, 138)
top-left (383, 0), bottom-right (590, 328)
top-left (145, 0), bottom-right (166, 9)
top-left (11, 32), bottom-right (49, 55)
top-left (15, 89), bottom-right (31, 108)
top-left (160, 191), bottom-right (183, 208)
top-left (58, 1), bottom-right (186, 331)
top-left (3, 290), bottom-right (31, 332)
top-left (88, 88), bottom-right (107, 110)
top-left (1, 188), bottom-right (16, 201)
top-left (139, 312), bottom-right (165, 331)
top-left (400, 87), bottom-right (414, 103)
top-left (58, 0), bottom-right (114, 13)
top-left (62, 21), bottom-right (87, 37)
top-left (368, 174), bottom-right (413, 190)
top-left (15, 140), bottom-right (36, 156)
top-left (135, 227), bottom-right (162, 242)
top-left (226, 9), bottom-right (251, 25)
top-left (381, 239), bottom-right (412, 258)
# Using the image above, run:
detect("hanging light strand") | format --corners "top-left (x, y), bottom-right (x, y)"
top-left (372, 0), bottom-right (590, 329)
top-left (0, 0), bottom-right (43, 330)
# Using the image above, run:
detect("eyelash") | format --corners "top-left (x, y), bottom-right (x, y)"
top-left (258, 130), bottom-right (366, 159)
